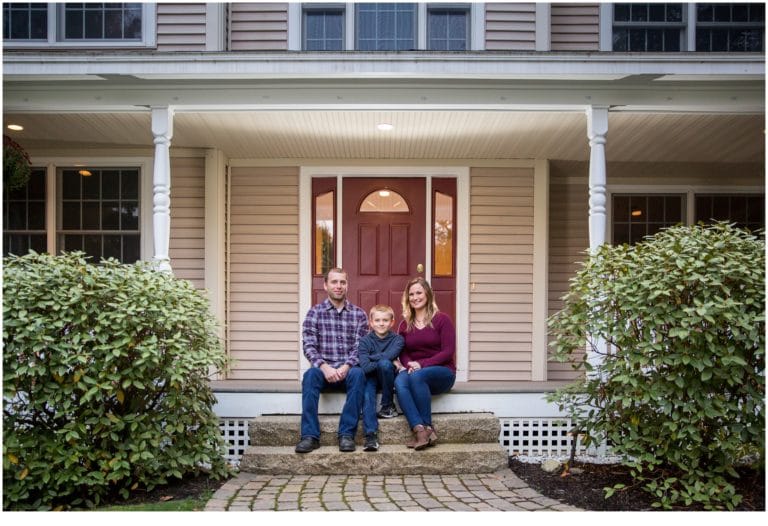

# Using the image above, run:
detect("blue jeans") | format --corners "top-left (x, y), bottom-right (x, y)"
top-left (300, 366), bottom-right (365, 439)
top-left (395, 366), bottom-right (455, 430)
top-left (362, 360), bottom-right (396, 434)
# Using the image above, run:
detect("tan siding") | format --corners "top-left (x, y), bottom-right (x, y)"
top-left (170, 157), bottom-right (205, 289)
top-left (228, 167), bottom-right (299, 380)
top-left (547, 162), bottom-right (589, 381)
top-left (485, 3), bottom-right (536, 51)
top-left (469, 167), bottom-right (535, 381)
top-left (156, 3), bottom-right (207, 51)
top-left (551, 3), bottom-right (600, 51)
top-left (230, 3), bottom-right (288, 51)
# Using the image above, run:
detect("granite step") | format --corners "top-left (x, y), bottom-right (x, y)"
top-left (239, 442), bottom-right (509, 475)
top-left (249, 412), bottom-right (501, 447)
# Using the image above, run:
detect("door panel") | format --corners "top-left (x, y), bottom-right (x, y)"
top-left (343, 178), bottom-right (426, 318)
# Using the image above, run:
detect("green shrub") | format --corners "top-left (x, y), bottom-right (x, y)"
top-left (3, 252), bottom-right (231, 510)
top-left (548, 223), bottom-right (764, 510)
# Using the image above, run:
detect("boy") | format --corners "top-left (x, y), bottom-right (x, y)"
top-left (358, 304), bottom-right (404, 452)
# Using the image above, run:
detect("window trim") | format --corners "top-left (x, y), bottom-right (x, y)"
top-left (3, 3), bottom-right (156, 49)
top-left (606, 184), bottom-right (765, 243)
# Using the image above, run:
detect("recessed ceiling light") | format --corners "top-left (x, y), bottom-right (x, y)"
top-left (7, 124), bottom-right (24, 131)
top-left (376, 123), bottom-right (394, 131)
top-left (78, 170), bottom-right (92, 177)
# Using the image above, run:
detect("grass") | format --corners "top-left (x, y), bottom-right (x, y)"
top-left (97, 490), bottom-right (214, 511)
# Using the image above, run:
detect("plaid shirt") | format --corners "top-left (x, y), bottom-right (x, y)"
top-left (302, 298), bottom-right (369, 368)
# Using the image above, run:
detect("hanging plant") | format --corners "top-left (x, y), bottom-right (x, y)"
top-left (3, 135), bottom-right (32, 192)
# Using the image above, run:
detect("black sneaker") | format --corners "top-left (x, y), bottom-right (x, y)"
top-left (339, 435), bottom-right (356, 452)
top-left (295, 436), bottom-right (320, 454)
top-left (363, 433), bottom-right (379, 452)
top-left (377, 405), bottom-right (398, 419)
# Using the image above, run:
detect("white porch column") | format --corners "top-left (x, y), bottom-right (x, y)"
top-left (151, 106), bottom-right (174, 272)
top-left (586, 105), bottom-right (609, 251)
top-left (586, 105), bottom-right (609, 373)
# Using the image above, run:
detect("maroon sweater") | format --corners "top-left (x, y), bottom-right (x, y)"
top-left (397, 312), bottom-right (456, 373)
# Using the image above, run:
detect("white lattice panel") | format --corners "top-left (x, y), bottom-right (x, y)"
top-left (219, 418), bottom-right (250, 465)
top-left (499, 417), bottom-right (590, 456)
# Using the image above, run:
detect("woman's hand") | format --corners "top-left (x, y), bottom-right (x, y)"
top-left (406, 361), bottom-right (422, 373)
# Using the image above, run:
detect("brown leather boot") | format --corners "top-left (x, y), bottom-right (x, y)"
top-left (411, 425), bottom-right (430, 450)
top-left (425, 425), bottom-right (438, 446)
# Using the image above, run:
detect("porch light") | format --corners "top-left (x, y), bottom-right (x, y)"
top-left (376, 123), bottom-right (394, 131)
top-left (379, 190), bottom-right (391, 197)
top-left (78, 170), bottom-right (92, 177)
top-left (631, 208), bottom-right (642, 217)
top-left (7, 124), bottom-right (23, 131)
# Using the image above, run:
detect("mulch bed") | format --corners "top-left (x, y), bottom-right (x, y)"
top-left (508, 457), bottom-right (765, 511)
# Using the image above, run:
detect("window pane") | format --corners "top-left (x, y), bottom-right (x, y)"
top-left (434, 192), bottom-right (453, 276)
top-left (62, 202), bottom-right (81, 230)
top-left (7, 204), bottom-right (26, 229)
top-left (359, 189), bottom-right (410, 212)
top-left (614, 4), bottom-right (630, 22)
top-left (83, 201), bottom-right (100, 229)
top-left (84, 234), bottom-right (102, 260)
top-left (104, 235), bottom-right (122, 260)
top-left (102, 170), bottom-right (119, 199)
top-left (314, 191), bottom-right (334, 276)
top-left (28, 202), bottom-right (45, 230)
top-left (62, 170), bottom-right (81, 199)
top-left (82, 171), bottom-right (100, 198)
top-left (121, 201), bottom-right (139, 230)
top-left (123, 235), bottom-right (140, 263)
top-left (102, 202), bottom-right (120, 230)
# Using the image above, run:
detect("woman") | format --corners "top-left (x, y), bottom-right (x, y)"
top-left (394, 277), bottom-right (456, 450)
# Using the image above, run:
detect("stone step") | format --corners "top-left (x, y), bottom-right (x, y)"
top-left (250, 412), bottom-right (501, 447)
top-left (239, 442), bottom-right (509, 475)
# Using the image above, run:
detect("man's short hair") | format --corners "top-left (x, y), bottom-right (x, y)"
top-left (324, 267), bottom-right (347, 282)
top-left (369, 304), bottom-right (395, 321)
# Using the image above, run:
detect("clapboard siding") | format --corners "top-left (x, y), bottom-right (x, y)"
top-left (547, 163), bottom-right (589, 381)
top-left (169, 157), bottom-right (205, 289)
top-left (156, 3), bottom-right (207, 51)
top-left (551, 3), bottom-right (600, 51)
top-left (228, 167), bottom-right (299, 380)
top-left (469, 167), bottom-right (535, 381)
top-left (485, 3), bottom-right (536, 51)
top-left (230, 3), bottom-right (288, 51)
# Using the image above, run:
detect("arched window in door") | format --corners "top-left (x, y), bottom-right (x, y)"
top-left (359, 189), bottom-right (410, 213)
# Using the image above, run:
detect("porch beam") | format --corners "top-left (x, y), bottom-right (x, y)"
top-left (151, 106), bottom-right (174, 272)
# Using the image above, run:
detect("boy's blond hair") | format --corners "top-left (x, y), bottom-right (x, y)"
top-left (369, 304), bottom-right (395, 321)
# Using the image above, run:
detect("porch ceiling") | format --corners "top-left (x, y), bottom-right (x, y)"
top-left (3, 110), bottom-right (764, 164)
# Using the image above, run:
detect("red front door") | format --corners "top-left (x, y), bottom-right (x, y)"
top-left (342, 178), bottom-right (426, 318)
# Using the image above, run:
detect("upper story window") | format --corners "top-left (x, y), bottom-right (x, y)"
top-left (356, 3), bottom-right (417, 51)
top-left (3, 2), bottom-right (156, 48)
top-left (427, 4), bottom-right (470, 51)
top-left (612, 3), bottom-right (684, 51)
top-left (606, 3), bottom-right (765, 52)
top-left (303, 3), bottom-right (344, 51)
top-left (298, 2), bottom-right (473, 51)
top-left (3, 3), bottom-right (48, 40)
top-left (696, 3), bottom-right (764, 51)
top-left (63, 3), bottom-right (142, 41)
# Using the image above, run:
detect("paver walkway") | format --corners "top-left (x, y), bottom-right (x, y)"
top-left (205, 470), bottom-right (581, 511)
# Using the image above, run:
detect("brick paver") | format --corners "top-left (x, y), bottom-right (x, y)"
top-left (204, 470), bottom-right (583, 511)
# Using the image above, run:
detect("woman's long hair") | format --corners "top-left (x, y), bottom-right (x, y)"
top-left (401, 277), bottom-right (440, 332)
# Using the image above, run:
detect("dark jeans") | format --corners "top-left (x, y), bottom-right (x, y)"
top-left (394, 366), bottom-right (455, 430)
top-left (300, 366), bottom-right (365, 439)
top-left (362, 360), bottom-right (396, 434)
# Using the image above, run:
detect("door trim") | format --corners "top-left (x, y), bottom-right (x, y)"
top-left (299, 166), bottom-right (470, 382)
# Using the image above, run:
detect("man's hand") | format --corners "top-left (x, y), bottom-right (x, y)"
top-left (320, 363), bottom-right (340, 382)
top-left (336, 364), bottom-right (350, 381)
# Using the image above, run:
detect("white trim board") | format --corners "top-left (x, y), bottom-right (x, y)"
top-left (213, 391), bottom-right (566, 420)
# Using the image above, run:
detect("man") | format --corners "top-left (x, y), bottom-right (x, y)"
top-left (295, 268), bottom-right (369, 453)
